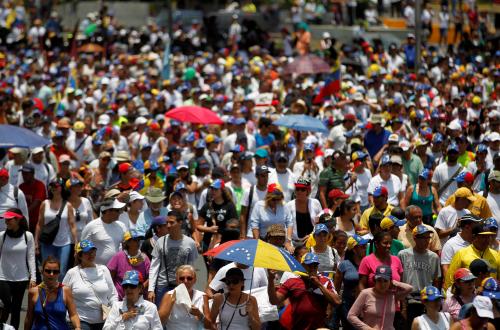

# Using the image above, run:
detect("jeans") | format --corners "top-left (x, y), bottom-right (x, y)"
top-left (0, 280), bottom-right (29, 329)
top-left (80, 321), bottom-right (104, 330)
top-left (155, 284), bottom-right (176, 307)
top-left (41, 243), bottom-right (72, 280)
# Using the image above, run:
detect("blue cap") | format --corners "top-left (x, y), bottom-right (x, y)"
top-left (170, 120), bottom-right (180, 127)
top-left (210, 179), bottom-right (225, 190)
top-left (372, 185), bottom-right (388, 197)
top-left (419, 168), bottom-right (431, 180)
top-left (54, 130), bottom-right (64, 138)
top-left (76, 240), bottom-right (96, 254)
top-left (255, 149), bottom-right (269, 158)
top-left (448, 142), bottom-right (459, 152)
top-left (141, 143), bottom-right (152, 150)
top-left (314, 223), bottom-right (329, 235)
top-left (231, 144), bottom-right (244, 153)
top-left (121, 270), bottom-right (142, 286)
top-left (420, 286), bottom-right (444, 301)
top-left (234, 117), bottom-right (246, 125)
top-left (92, 138), bottom-right (104, 146)
top-left (481, 278), bottom-right (500, 299)
top-left (476, 144), bottom-right (488, 153)
top-left (185, 132), bottom-right (196, 143)
top-left (146, 160), bottom-right (160, 171)
top-left (304, 143), bottom-right (315, 151)
top-left (433, 133), bottom-right (444, 143)
top-left (151, 216), bottom-right (167, 226)
top-left (485, 217), bottom-right (499, 230)
top-left (412, 224), bottom-right (433, 236)
top-left (175, 182), bottom-right (187, 191)
top-left (375, 265), bottom-right (392, 281)
top-left (380, 154), bottom-right (391, 166)
top-left (195, 140), bottom-right (206, 149)
top-left (287, 136), bottom-right (296, 147)
top-left (301, 252), bottom-right (320, 265)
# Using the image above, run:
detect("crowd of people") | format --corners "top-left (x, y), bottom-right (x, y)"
top-left (0, 1), bottom-right (499, 330)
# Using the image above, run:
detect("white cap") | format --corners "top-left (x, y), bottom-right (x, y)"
top-left (472, 296), bottom-right (494, 319)
top-left (399, 140), bottom-right (411, 151)
top-left (322, 32), bottom-right (331, 39)
top-left (447, 121), bottom-right (461, 131)
top-left (303, 135), bottom-right (318, 145)
top-left (84, 97), bottom-right (94, 104)
top-left (352, 92), bottom-right (363, 101)
top-left (488, 132), bottom-right (500, 142)
top-left (98, 114), bottom-right (111, 125)
top-left (129, 191), bottom-right (145, 202)
top-left (31, 147), bottom-right (44, 154)
top-left (134, 117), bottom-right (148, 125)
top-left (101, 77), bottom-right (110, 85)
top-left (419, 96), bottom-right (429, 108)
top-left (388, 134), bottom-right (399, 143)
top-left (324, 149), bottom-right (334, 158)
top-left (101, 199), bottom-right (126, 211)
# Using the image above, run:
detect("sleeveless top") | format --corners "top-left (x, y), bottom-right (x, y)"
top-left (43, 200), bottom-right (71, 246)
top-left (410, 185), bottom-right (434, 216)
top-left (165, 289), bottom-right (205, 330)
top-left (416, 312), bottom-right (450, 330)
top-left (32, 286), bottom-right (70, 330)
top-left (218, 294), bottom-right (249, 330)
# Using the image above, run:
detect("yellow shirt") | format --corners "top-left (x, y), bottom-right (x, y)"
top-left (139, 174), bottom-right (164, 196)
top-left (444, 193), bottom-right (492, 219)
top-left (359, 205), bottom-right (394, 230)
top-left (444, 244), bottom-right (500, 290)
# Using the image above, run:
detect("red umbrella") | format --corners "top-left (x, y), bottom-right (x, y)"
top-left (166, 106), bottom-right (223, 125)
top-left (283, 54), bottom-right (331, 75)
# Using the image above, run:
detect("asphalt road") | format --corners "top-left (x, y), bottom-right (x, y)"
top-left (15, 255), bottom-right (208, 330)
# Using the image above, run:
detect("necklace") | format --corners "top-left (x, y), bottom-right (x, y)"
top-left (39, 282), bottom-right (60, 308)
top-left (125, 250), bottom-right (144, 266)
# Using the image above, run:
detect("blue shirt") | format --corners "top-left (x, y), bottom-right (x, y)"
top-left (249, 200), bottom-right (293, 237)
top-left (136, 207), bottom-right (168, 234)
top-left (255, 133), bottom-right (275, 148)
top-left (364, 129), bottom-right (390, 158)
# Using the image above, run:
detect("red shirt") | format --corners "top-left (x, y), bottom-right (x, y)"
top-left (278, 276), bottom-right (334, 330)
top-left (19, 179), bottom-right (47, 232)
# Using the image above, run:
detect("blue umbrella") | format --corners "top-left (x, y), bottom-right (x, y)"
top-left (273, 114), bottom-right (329, 134)
top-left (0, 125), bottom-right (51, 148)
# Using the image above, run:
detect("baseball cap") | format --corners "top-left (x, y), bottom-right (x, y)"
top-left (420, 286), bottom-right (444, 301)
top-left (73, 121), bottom-right (85, 132)
top-left (304, 143), bottom-right (315, 151)
top-left (195, 140), bottom-right (206, 149)
top-left (176, 162), bottom-right (189, 170)
top-left (472, 296), bottom-right (494, 319)
top-left (256, 165), bottom-right (271, 175)
top-left (480, 277), bottom-right (500, 299)
top-left (101, 199), bottom-right (126, 211)
top-left (472, 223), bottom-right (497, 236)
top-left (399, 140), bottom-right (411, 151)
top-left (254, 149), bottom-right (269, 158)
top-left (275, 151), bottom-right (289, 162)
top-left (447, 142), bottom-right (459, 152)
top-left (205, 134), bottom-right (221, 144)
top-left (388, 134), bottom-right (399, 143)
top-left (375, 265), bottom-right (392, 281)
top-left (121, 270), bottom-right (143, 286)
top-left (381, 215), bottom-right (406, 230)
top-left (118, 163), bottom-right (133, 174)
top-left (129, 191), bottom-right (145, 202)
top-left (266, 224), bottom-right (286, 237)
top-left (484, 217), bottom-right (499, 231)
top-left (454, 187), bottom-right (476, 202)
top-left (459, 214), bottom-right (482, 224)
top-left (347, 234), bottom-right (369, 250)
top-left (380, 154), bottom-right (391, 166)
top-left (75, 240), bottom-right (97, 254)
top-left (59, 154), bottom-right (71, 163)
top-left (314, 223), bottom-right (329, 235)
top-left (210, 179), bottom-right (225, 190)
top-left (123, 230), bottom-right (145, 242)
top-left (231, 144), bottom-right (245, 153)
top-left (301, 252), bottom-right (320, 265)
top-left (454, 268), bottom-right (477, 282)
top-left (412, 224), bottom-right (432, 236)
top-left (372, 185), bottom-right (388, 197)
top-left (390, 155), bottom-right (403, 165)
top-left (151, 216), bottom-right (167, 226)
top-left (328, 189), bottom-right (349, 200)
top-left (470, 259), bottom-right (494, 277)
top-left (455, 172), bottom-right (474, 184)
top-left (433, 133), bottom-right (444, 144)
top-left (476, 144), bottom-right (488, 154)
top-left (267, 183), bottom-right (283, 196)
top-left (419, 168), bottom-right (431, 180)
top-left (21, 164), bottom-right (35, 173)
top-left (351, 151), bottom-right (368, 162)
top-left (2, 210), bottom-right (23, 219)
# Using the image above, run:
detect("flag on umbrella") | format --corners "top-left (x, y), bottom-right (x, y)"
top-left (313, 69), bottom-right (341, 104)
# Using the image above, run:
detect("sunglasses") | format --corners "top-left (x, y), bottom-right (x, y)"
top-left (123, 284), bottom-right (138, 289)
top-left (44, 269), bottom-right (60, 275)
top-left (179, 276), bottom-right (194, 281)
top-left (224, 278), bottom-right (242, 285)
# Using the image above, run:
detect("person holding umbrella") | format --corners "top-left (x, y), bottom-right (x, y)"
top-left (267, 252), bottom-right (340, 329)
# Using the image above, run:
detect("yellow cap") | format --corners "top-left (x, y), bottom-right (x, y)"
top-left (472, 96), bottom-right (482, 105)
top-left (455, 187), bottom-right (477, 202)
top-left (73, 121), bottom-right (85, 132)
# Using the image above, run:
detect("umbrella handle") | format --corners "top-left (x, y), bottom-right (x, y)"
top-left (247, 267), bottom-right (254, 302)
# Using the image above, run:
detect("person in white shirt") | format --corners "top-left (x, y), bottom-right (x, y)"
top-left (432, 143), bottom-right (463, 206)
top-left (0, 209), bottom-right (36, 330)
top-left (269, 151), bottom-right (296, 202)
top-left (66, 121), bottom-right (92, 168)
top-left (292, 144), bottom-right (320, 199)
top-left (208, 262), bottom-right (268, 297)
top-left (63, 240), bottom-right (118, 329)
top-left (346, 152), bottom-right (372, 212)
top-left (435, 188), bottom-right (474, 245)
top-left (29, 147), bottom-right (56, 191)
top-left (486, 170), bottom-right (500, 240)
top-left (327, 114), bottom-right (357, 152)
top-left (0, 168), bottom-right (29, 232)
top-left (367, 155), bottom-right (403, 207)
top-left (5, 147), bottom-right (29, 186)
top-left (104, 270), bottom-right (162, 330)
top-left (440, 214), bottom-right (480, 276)
top-left (81, 199), bottom-right (127, 265)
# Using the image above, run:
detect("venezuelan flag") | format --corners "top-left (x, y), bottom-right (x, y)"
top-left (313, 69), bottom-right (341, 104)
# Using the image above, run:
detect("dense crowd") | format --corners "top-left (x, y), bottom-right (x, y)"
top-left (0, 1), bottom-right (499, 330)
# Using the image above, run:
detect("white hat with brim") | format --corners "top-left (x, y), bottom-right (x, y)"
top-left (101, 199), bottom-right (126, 211)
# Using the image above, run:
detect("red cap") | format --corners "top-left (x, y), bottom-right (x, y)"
top-left (328, 189), bottom-right (350, 200)
top-left (118, 163), bottom-right (132, 174)
top-left (104, 126), bottom-right (113, 135)
top-left (454, 268), bottom-right (476, 282)
top-left (0, 168), bottom-right (8, 178)
top-left (352, 160), bottom-right (363, 171)
top-left (2, 211), bottom-right (23, 219)
top-left (149, 122), bottom-right (161, 131)
top-left (344, 114), bottom-right (356, 121)
top-left (462, 172), bottom-right (474, 184)
top-left (267, 183), bottom-right (282, 194)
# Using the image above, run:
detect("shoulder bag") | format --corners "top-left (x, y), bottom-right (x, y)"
top-left (39, 201), bottom-right (67, 244)
top-left (78, 266), bottom-right (111, 320)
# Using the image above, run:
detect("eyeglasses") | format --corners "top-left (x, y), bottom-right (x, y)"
top-left (179, 276), bottom-right (194, 281)
top-left (224, 278), bottom-right (242, 285)
top-left (123, 284), bottom-right (138, 289)
top-left (44, 269), bottom-right (60, 275)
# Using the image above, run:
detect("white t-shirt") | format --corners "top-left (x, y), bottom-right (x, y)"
top-left (487, 192), bottom-right (500, 240)
top-left (209, 262), bottom-right (268, 293)
top-left (328, 124), bottom-right (348, 151)
top-left (268, 168), bottom-right (296, 202)
top-left (435, 206), bottom-right (470, 245)
top-left (43, 200), bottom-right (72, 247)
top-left (440, 233), bottom-right (470, 265)
top-left (432, 163), bottom-right (463, 206)
top-left (0, 231), bottom-right (36, 282)
top-left (367, 174), bottom-right (403, 206)
top-left (346, 169), bottom-right (372, 207)
top-left (74, 197), bottom-right (94, 241)
top-left (81, 218), bottom-right (127, 265)
top-left (63, 265), bottom-right (118, 324)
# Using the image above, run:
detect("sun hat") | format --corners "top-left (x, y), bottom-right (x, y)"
top-left (101, 199), bottom-right (126, 211)
top-left (145, 188), bottom-right (166, 203)
top-left (266, 224), bottom-right (286, 237)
